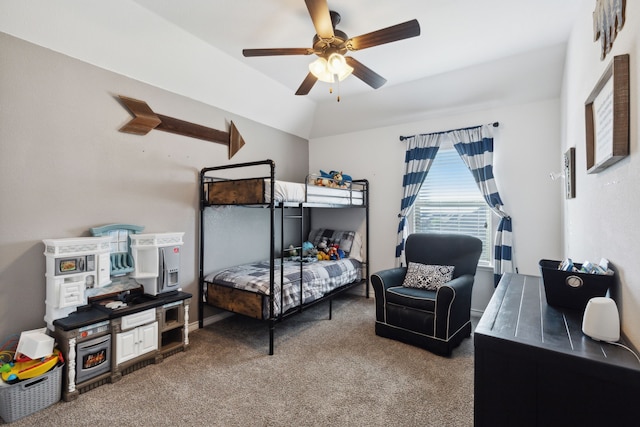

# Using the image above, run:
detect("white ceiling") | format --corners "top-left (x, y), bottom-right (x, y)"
top-left (132, 0), bottom-right (587, 103)
top-left (0, 0), bottom-right (590, 139)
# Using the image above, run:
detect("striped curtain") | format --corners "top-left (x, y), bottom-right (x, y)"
top-left (395, 133), bottom-right (445, 267)
top-left (451, 124), bottom-right (513, 286)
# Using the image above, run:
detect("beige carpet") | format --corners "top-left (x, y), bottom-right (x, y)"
top-left (6, 294), bottom-right (475, 426)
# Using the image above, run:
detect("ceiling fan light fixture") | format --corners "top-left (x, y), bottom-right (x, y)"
top-left (309, 57), bottom-right (334, 83)
top-left (309, 53), bottom-right (353, 83)
top-left (336, 64), bottom-right (354, 81)
top-left (327, 52), bottom-right (347, 74)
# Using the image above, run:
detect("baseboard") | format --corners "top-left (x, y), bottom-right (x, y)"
top-left (188, 311), bottom-right (234, 332)
top-left (471, 308), bottom-right (484, 318)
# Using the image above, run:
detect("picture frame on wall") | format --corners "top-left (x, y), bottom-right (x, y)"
top-left (564, 147), bottom-right (575, 199)
top-left (584, 54), bottom-right (629, 174)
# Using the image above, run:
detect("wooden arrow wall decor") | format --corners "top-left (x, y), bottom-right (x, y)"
top-left (117, 95), bottom-right (245, 159)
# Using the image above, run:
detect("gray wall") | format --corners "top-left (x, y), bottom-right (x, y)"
top-left (0, 33), bottom-right (308, 341)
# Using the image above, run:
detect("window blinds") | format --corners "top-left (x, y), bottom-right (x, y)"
top-left (413, 148), bottom-right (491, 264)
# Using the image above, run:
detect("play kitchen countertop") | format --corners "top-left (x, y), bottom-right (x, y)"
top-left (54, 291), bottom-right (192, 330)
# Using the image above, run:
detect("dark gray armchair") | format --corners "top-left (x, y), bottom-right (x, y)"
top-left (371, 233), bottom-right (482, 356)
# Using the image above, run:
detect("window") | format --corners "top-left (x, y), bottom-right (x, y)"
top-left (412, 148), bottom-right (493, 265)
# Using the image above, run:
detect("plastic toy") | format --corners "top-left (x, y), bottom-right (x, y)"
top-left (1, 348), bottom-right (62, 384)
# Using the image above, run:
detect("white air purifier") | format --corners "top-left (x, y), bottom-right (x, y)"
top-left (582, 297), bottom-right (620, 342)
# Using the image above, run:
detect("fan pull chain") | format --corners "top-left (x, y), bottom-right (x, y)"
top-left (327, 75), bottom-right (340, 102)
top-left (333, 74), bottom-right (340, 102)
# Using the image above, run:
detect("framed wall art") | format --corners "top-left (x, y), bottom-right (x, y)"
top-left (584, 53), bottom-right (629, 174)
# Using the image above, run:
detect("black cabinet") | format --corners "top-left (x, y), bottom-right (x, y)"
top-left (474, 273), bottom-right (640, 426)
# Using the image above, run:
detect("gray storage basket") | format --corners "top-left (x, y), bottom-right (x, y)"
top-left (0, 363), bottom-right (63, 423)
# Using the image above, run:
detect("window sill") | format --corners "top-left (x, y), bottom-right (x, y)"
top-left (477, 264), bottom-right (494, 272)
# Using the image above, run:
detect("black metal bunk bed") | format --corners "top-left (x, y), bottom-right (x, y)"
top-left (198, 159), bottom-right (369, 355)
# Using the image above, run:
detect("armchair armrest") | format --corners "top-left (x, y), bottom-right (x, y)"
top-left (371, 267), bottom-right (406, 323)
top-left (371, 267), bottom-right (406, 294)
top-left (434, 274), bottom-right (474, 339)
top-left (442, 274), bottom-right (474, 295)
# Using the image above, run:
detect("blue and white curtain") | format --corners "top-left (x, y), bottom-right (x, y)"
top-left (395, 133), bottom-right (445, 267)
top-left (451, 125), bottom-right (513, 286)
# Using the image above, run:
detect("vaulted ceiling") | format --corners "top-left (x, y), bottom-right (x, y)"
top-left (135, 0), bottom-right (589, 137)
top-left (1, 0), bottom-right (588, 138)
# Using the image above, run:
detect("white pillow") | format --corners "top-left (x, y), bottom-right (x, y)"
top-left (402, 262), bottom-right (455, 290)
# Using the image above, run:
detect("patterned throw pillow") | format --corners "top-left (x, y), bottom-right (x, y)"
top-left (401, 262), bottom-right (455, 290)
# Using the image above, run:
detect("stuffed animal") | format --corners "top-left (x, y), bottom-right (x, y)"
top-left (317, 251), bottom-right (330, 261)
top-left (287, 244), bottom-right (297, 257)
top-left (331, 171), bottom-right (344, 186)
top-left (328, 245), bottom-right (339, 260)
top-left (314, 239), bottom-right (344, 261)
top-left (302, 241), bottom-right (317, 256)
top-left (315, 177), bottom-right (338, 188)
top-left (315, 169), bottom-right (352, 188)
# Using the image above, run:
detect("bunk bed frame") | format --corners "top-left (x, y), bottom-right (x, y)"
top-left (198, 159), bottom-right (369, 355)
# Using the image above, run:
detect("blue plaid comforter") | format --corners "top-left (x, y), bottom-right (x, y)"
top-left (205, 258), bottom-right (362, 318)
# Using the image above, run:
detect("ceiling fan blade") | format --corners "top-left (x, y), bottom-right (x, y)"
top-left (346, 19), bottom-right (421, 51)
top-left (295, 73), bottom-right (318, 95)
top-left (243, 48), bottom-right (313, 57)
top-left (345, 57), bottom-right (387, 89)
top-left (305, 0), bottom-right (334, 39)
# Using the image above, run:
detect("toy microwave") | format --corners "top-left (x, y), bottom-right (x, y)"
top-left (55, 255), bottom-right (96, 276)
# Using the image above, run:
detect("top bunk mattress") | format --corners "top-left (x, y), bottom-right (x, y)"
top-left (206, 178), bottom-right (364, 205)
top-left (265, 180), bottom-right (364, 205)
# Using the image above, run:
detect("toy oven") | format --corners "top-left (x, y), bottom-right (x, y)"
top-left (75, 331), bottom-right (111, 384)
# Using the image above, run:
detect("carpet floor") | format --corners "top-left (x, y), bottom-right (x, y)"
top-left (5, 294), bottom-right (475, 426)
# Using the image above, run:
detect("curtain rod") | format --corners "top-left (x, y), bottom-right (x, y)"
top-left (399, 121), bottom-right (499, 141)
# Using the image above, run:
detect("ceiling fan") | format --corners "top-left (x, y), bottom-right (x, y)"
top-left (242, 0), bottom-right (421, 97)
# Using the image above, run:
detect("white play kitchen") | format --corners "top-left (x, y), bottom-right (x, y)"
top-left (42, 225), bottom-right (191, 402)
top-left (0, 225), bottom-right (191, 422)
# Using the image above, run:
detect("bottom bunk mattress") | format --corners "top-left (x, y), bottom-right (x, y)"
top-left (205, 258), bottom-right (362, 319)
